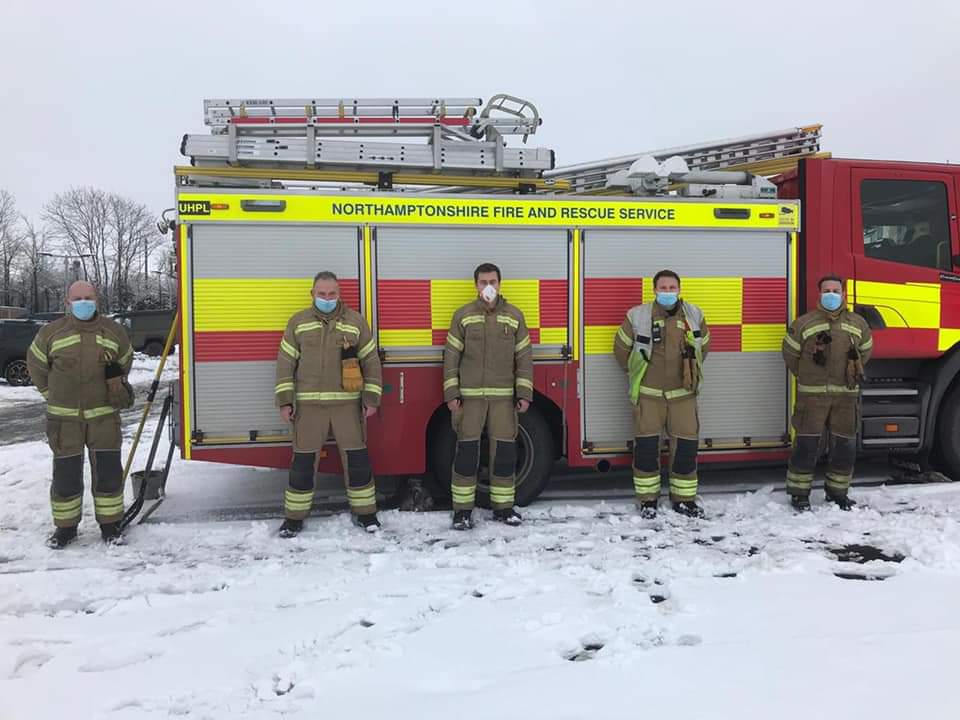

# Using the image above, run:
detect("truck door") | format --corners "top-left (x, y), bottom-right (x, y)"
top-left (851, 168), bottom-right (959, 357)
top-left (188, 223), bottom-right (361, 444)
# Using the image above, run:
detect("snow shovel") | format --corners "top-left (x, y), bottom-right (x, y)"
top-left (119, 308), bottom-right (180, 529)
top-left (122, 393), bottom-right (176, 527)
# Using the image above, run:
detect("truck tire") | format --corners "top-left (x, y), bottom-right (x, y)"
top-left (144, 340), bottom-right (164, 357)
top-left (4, 359), bottom-right (31, 387)
top-left (430, 404), bottom-right (555, 507)
top-left (937, 382), bottom-right (960, 481)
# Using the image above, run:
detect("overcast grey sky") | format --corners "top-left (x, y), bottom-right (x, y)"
top-left (2, 0), bottom-right (958, 220)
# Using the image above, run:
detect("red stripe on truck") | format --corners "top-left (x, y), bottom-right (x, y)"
top-left (194, 331), bottom-right (283, 362)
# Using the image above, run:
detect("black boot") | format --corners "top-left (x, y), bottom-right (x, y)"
top-left (452, 509), bottom-right (474, 531)
top-left (825, 490), bottom-right (856, 511)
top-left (672, 501), bottom-right (705, 518)
top-left (791, 494), bottom-right (812, 513)
top-left (100, 522), bottom-right (124, 545)
top-left (639, 501), bottom-right (658, 519)
top-left (493, 507), bottom-right (523, 526)
top-left (46, 526), bottom-right (78, 549)
top-left (354, 513), bottom-right (381, 533)
top-left (279, 518), bottom-right (304, 538)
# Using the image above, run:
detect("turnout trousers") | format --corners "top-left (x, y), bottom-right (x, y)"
top-left (451, 398), bottom-right (518, 511)
top-left (631, 394), bottom-right (700, 504)
top-left (46, 414), bottom-right (124, 528)
top-left (284, 403), bottom-right (375, 519)
top-left (786, 394), bottom-right (858, 498)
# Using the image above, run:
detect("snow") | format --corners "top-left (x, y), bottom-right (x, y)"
top-left (1, 388), bottom-right (959, 718)
top-left (126, 352), bottom-right (179, 387)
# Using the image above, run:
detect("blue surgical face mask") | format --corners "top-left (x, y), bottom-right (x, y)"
top-left (314, 297), bottom-right (338, 314)
top-left (655, 291), bottom-right (679, 308)
top-left (820, 291), bottom-right (843, 312)
top-left (70, 299), bottom-right (97, 321)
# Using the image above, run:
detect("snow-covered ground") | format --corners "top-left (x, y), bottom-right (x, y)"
top-left (1, 372), bottom-right (959, 718)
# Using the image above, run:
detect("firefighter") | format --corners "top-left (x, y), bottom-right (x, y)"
top-left (275, 271), bottom-right (383, 536)
top-left (27, 281), bottom-right (134, 549)
top-left (782, 274), bottom-right (872, 511)
top-left (443, 262), bottom-right (534, 530)
top-left (613, 270), bottom-right (710, 518)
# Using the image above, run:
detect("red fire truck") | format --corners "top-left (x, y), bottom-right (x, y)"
top-left (165, 96), bottom-right (960, 505)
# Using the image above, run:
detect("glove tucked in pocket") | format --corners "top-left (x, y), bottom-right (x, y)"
top-left (341, 340), bottom-right (363, 392)
top-left (105, 362), bottom-right (134, 409)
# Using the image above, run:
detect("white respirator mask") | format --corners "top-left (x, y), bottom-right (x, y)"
top-left (480, 285), bottom-right (498, 303)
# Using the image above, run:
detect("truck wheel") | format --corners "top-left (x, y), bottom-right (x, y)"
top-left (144, 340), bottom-right (164, 357)
top-left (937, 383), bottom-right (960, 481)
top-left (430, 404), bottom-right (555, 507)
top-left (4, 359), bottom-right (31, 387)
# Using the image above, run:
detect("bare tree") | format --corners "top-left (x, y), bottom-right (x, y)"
top-left (0, 189), bottom-right (24, 306)
top-left (42, 187), bottom-right (108, 298)
top-left (19, 216), bottom-right (52, 312)
top-left (42, 187), bottom-right (161, 312)
top-left (107, 193), bottom-right (162, 310)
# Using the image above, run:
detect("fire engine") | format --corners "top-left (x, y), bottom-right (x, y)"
top-left (163, 94), bottom-right (960, 506)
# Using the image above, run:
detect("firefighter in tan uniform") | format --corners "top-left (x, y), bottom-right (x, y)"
top-left (275, 271), bottom-right (383, 536)
top-left (27, 281), bottom-right (134, 548)
top-left (782, 274), bottom-right (873, 511)
top-left (443, 263), bottom-right (534, 530)
top-left (614, 270), bottom-right (710, 519)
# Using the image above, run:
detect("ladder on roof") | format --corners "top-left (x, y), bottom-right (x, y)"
top-left (181, 94), bottom-right (555, 184)
top-left (545, 125), bottom-right (826, 194)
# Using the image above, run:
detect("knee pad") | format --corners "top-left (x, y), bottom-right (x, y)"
top-left (632, 436), bottom-right (660, 473)
top-left (790, 435), bottom-right (820, 473)
top-left (289, 452), bottom-right (316, 490)
top-left (53, 455), bottom-right (84, 497)
top-left (345, 448), bottom-right (372, 488)
top-left (672, 437), bottom-right (698, 476)
top-left (492, 440), bottom-right (516, 477)
top-left (453, 439), bottom-right (480, 477)
top-left (93, 450), bottom-right (123, 493)
top-left (830, 434), bottom-right (856, 473)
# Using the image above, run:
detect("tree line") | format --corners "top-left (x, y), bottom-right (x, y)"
top-left (0, 188), bottom-right (174, 315)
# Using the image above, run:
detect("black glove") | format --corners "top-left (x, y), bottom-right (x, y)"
top-left (105, 362), bottom-right (134, 409)
top-left (341, 344), bottom-right (358, 360)
top-left (812, 331), bottom-right (832, 366)
top-left (847, 347), bottom-right (859, 360)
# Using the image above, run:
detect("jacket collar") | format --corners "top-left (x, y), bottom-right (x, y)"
top-left (67, 313), bottom-right (100, 332)
top-left (475, 295), bottom-right (505, 314)
top-left (816, 304), bottom-right (843, 322)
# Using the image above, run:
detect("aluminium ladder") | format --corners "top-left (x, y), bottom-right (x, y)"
top-left (181, 94), bottom-right (555, 179)
top-left (544, 125), bottom-right (825, 194)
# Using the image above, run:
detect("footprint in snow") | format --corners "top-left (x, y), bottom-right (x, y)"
top-left (156, 620), bottom-right (208, 637)
top-left (10, 651), bottom-right (54, 678)
top-left (564, 640), bottom-right (606, 662)
top-left (78, 651), bottom-right (162, 673)
top-left (631, 573), bottom-right (672, 606)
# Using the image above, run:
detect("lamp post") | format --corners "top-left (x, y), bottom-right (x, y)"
top-left (153, 269), bottom-right (164, 307)
top-left (40, 252), bottom-right (94, 298)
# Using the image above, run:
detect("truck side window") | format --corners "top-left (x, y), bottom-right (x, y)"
top-left (861, 179), bottom-right (951, 271)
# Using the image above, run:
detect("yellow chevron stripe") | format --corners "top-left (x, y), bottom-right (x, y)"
top-left (194, 278), bottom-right (313, 331)
top-left (379, 328), bottom-right (433, 347)
top-left (742, 324), bottom-right (785, 352)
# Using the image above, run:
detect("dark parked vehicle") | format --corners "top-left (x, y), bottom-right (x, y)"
top-left (28, 311), bottom-right (65, 323)
top-left (113, 309), bottom-right (176, 357)
top-left (0, 319), bottom-right (43, 386)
